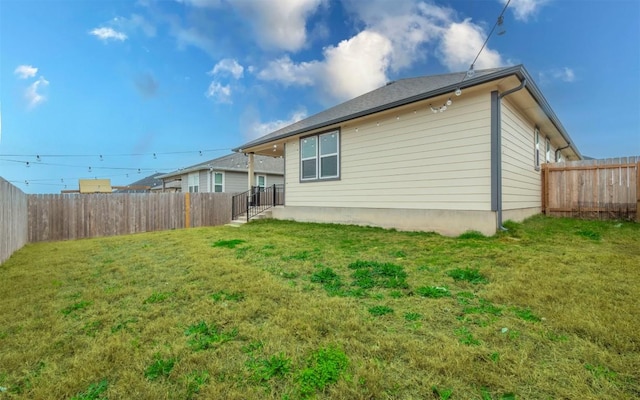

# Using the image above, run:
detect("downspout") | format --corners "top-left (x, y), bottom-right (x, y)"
top-left (492, 78), bottom-right (527, 231)
top-left (555, 144), bottom-right (571, 161)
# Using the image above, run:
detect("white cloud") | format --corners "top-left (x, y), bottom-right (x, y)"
top-left (227, 0), bottom-right (324, 51)
top-left (539, 67), bottom-right (576, 84)
top-left (257, 31), bottom-right (392, 103)
top-left (25, 76), bottom-right (49, 109)
top-left (247, 109), bottom-right (307, 140)
top-left (439, 19), bottom-right (504, 71)
top-left (14, 65), bottom-right (38, 79)
top-left (205, 81), bottom-right (232, 103)
top-left (113, 14), bottom-right (157, 37)
top-left (553, 67), bottom-right (576, 82)
top-left (322, 30), bottom-right (392, 101)
top-left (89, 27), bottom-right (128, 41)
top-left (210, 59), bottom-right (244, 79)
top-left (257, 56), bottom-right (318, 86)
top-left (502, 0), bottom-right (549, 22)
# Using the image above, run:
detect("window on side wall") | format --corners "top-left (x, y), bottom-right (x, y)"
top-left (214, 172), bottom-right (223, 192)
top-left (257, 175), bottom-right (266, 190)
top-left (300, 130), bottom-right (340, 181)
top-left (534, 129), bottom-right (541, 169)
top-left (546, 137), bottom-right (552, 163)
top-left (188, 172), bottom-right (199, 193)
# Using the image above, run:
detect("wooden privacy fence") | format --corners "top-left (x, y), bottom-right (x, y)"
top-left (541, 157), bottom-right (639, 221)
top-left (28, 192), bottom-right (233, 242)
top-left (0, 178), bottom-right (28, 264)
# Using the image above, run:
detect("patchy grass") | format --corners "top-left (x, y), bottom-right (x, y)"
top-left (0, 215), bottom-right (639, 399)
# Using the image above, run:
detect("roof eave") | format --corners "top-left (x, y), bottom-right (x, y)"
top-left (233, 66), bottom-right (526, 152)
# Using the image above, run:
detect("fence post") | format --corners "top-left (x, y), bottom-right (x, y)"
top-left (636, 161), bottom-right (640, 223)
top-left (185, 192), bottom-right (191, 228)
top-left (541, 164), bottom-right (548, 215)
top-left (272, 184), bottom-right (276, 206)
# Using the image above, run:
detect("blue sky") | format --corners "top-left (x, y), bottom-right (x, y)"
top-left (1, 0), bottom-right (639, 193)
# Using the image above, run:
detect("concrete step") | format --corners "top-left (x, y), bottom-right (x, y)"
top-left (225, 219), bottom-right (247, 228)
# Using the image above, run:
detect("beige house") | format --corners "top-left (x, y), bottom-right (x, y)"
top-left (233, 65), bottom-right (581, 236)
top-left (158, 153), bottom-right (284, 193)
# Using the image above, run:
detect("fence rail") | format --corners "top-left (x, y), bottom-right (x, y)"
top-left (27, 192), bottom-right (233, 242)
top-left (542, 157), bottom-right (639, 221)
top-left (0, 178), bottom-right (28, 264)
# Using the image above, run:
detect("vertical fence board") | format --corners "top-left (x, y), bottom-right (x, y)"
top-left (0, 178), bottom-right (28, 264)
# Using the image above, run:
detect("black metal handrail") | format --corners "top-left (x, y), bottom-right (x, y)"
top-left (231, 184), bottom-right (284, 221)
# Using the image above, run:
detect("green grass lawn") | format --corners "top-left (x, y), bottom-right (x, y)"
top-left (1, 216), bottom-right (639, 399)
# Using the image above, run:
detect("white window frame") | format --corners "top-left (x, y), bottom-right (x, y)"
top-left (546, 137), bottom-right (552, 163)
top-left (188, 172), bottom-right (199, 193)
top-left (256, 175), bottom-right (266, 190)
top-left (300, 130), bottom-right (340, 181)
top-left (213, 172), bottom-right (224, 193)
top-left (534, 129), bottom-right (541, 170)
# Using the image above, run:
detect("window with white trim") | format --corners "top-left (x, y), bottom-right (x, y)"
top-left (214, 172), bottom-right (223, 192)
top-left (546, 137), bottom-right (552, 163)
top-left (188, 172), bottom-right (199, 193)
top-left (257, 175), bottom-right (266, 190)
top-left (301, 130), bottom-right (339, 181)
top-left (534, 129), bottom-right (541, 169)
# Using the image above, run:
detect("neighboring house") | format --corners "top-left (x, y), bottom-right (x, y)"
top-left (114, 173), bottom-right (164, 193)
top-left (233, 64), bottom-right (582, 236)
top-left (158, 153), bottom-right (284, 193)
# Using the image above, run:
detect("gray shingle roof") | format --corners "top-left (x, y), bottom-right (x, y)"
top-left (115, 172), bottom-right (164, 192)
top-left (234, 66), bottom-right (511, 151)
top-left (158, 153), bottom-right (283, 179)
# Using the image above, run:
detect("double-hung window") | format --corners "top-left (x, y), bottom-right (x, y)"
top-left (188, 172), bottom-right (199, 193)
top-left (534, 129), bottom-right (541, 169)
top-left (545, 137), bottom-right (552, 163)
top-left (300, 130), bottom-right (340, 181)
top-left (213, 172), bottom-right (223, 192)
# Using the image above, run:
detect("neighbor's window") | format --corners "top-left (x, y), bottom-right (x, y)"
top-left (188, 172), bottom-right (199, 193)
top-left (214, 172), bottom-right (223, 192)
top-left (257, 175), bottom-right (266, 190)
top-left (534, 129), bottom-right (541, 169)
top-left (546, 138), bottom-right (552, 163)
top-left (300, 130), bottom-right (339, 181)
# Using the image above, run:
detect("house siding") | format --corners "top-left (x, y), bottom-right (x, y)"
top-left (283, 91), bottom-right (494, 211)
top-left (501, 98), bottom-right (556, 211)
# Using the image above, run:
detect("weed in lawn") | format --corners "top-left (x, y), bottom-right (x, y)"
top-left (490, 352), bottom-right (500, 363)
top-left (297, 346), bottom-right (348, 398)
top-left (61, 300), bottom-right (91, 316)
top-left (368, 305), bottom-right (394, 316)
top-left (507, 330), bottom-right (520, 340)
top-left (281, 271), bottom-right (299, 279)
top-left (585, 364), bottom-right (617, 382)
top-left (458, 230), bottom-right (486, 239)
top-left (463, 298), bottom-right (502, 316)
top-left (143, 291), bottom-right (173, 304)
top-left (184, 321), bottom-right (238, 351)
top-left (310, 267), bottom-right (340, 284)
top-left (241, 340), bottom-right (264, 354)
top-left (70, 379), bottom-right (108, 400)
top-left (480, 387), bottom-right (517, 400)
top-left (212, 239), bottom-right (246, 248)
top-left (432, 386), bottom-right (453, 400)
top-left (248, 353), bottom-right (292, 382)
top-left (183, 370), bottom-right (209, 399)
top-left (111, 317), bottom-right (137, 334)
top-left (145, 354), bottom-right (176, 381)
top-left (82, 320), bottom-right (102, 337)
top-left (456, 291), bottom-right (475, 304)
top-left (389, 290), bottom-right (404, 298)
top-left (416, 286), bottom-right (451, 298)
top-left (454, 327), bottom-right (480, 346)
top-left (576, 229), bottom-right (601, 241)
top-left (447, 267), bottom-right (488, 284)
top-left (391, 250), bottom-right (407, 258)
top-left (513, 307), bottom-right (541, 322)
top-left (348, 260), bottom-right (408, 289)
top-left (404, 312), bottom-right (421, 321)
top-left (282, 250), bottom-right (312, 261)
top-left (210, 290), bottom-right (245, 302)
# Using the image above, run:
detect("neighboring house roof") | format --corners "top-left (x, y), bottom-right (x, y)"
top-left (233, 65), bottom-right (581, 159)
top-left (158, 153), bottom-right (284, 179)
top-left (114, 173), bottom-right (164, 192)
